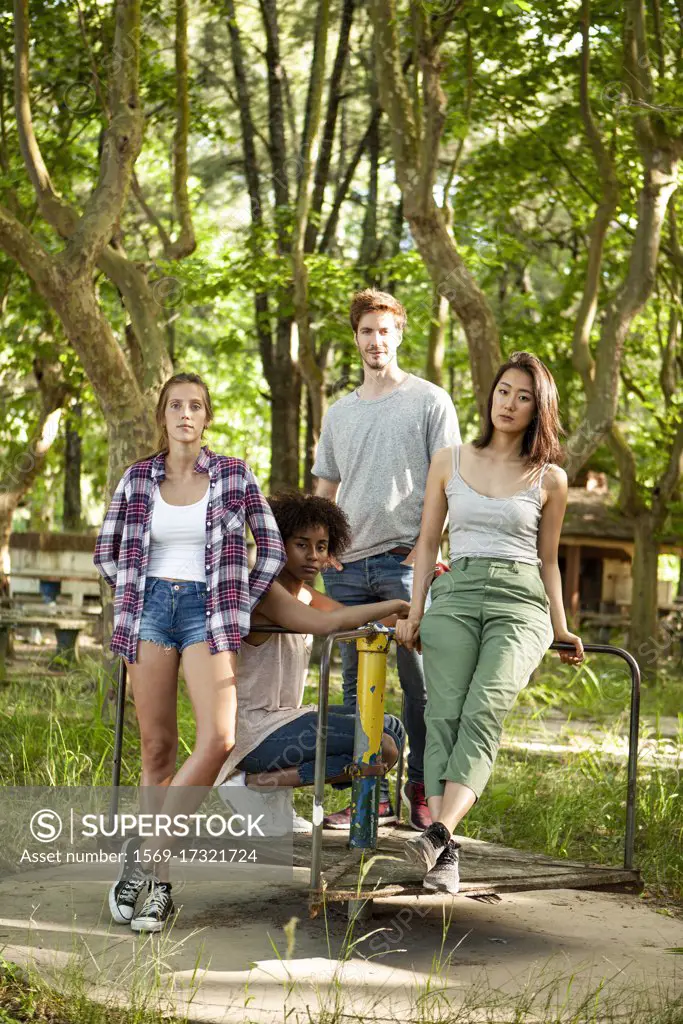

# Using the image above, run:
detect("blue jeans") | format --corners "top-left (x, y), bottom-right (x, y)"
top-left (322, 552), bottom-right (426, 795)
top-left (238, 707), bottom-right (406, 789)
top-left (138, 577), bottom-right (207, 652)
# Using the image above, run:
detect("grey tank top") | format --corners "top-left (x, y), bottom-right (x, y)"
top-left (446, 446), bottom-right (548, 567)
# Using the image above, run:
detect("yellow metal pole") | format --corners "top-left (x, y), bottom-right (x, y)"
top-left (349, 632), bottom-right (391, 849)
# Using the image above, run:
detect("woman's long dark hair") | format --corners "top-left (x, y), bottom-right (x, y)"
top-left (474, 352), bottom-right (564, 467)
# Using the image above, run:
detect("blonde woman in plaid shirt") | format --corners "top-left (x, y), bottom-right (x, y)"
top-left (94, 373), bottom-right (285, 932)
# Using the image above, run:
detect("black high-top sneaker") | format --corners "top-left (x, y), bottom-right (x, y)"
top-left (131, 881), bottom-right (174, 934)
top-left (109, 837), bottom-right (151, 925)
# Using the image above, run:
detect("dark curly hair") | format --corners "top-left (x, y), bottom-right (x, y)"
top-left (268, 492), bottom-right (352, 558)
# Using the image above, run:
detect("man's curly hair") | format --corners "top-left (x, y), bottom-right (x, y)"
top-left (268, 492), bottom-right (352, 558)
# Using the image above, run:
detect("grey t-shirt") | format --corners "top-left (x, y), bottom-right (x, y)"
top-left (312, 374), bottom-right (461, 563)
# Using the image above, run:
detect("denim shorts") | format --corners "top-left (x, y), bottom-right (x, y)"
top-left (138, 577), bottom-right (208, 653)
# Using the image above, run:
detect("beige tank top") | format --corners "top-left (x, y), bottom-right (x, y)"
top-left (216, 589), bottom-right (314, 783)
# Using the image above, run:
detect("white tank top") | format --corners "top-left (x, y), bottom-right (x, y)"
top-left (146, 486), bottom-right (210, 582)
top-left (446, 445), bottom-right (548, 566)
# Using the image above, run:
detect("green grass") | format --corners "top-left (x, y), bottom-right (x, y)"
top-left (517, 654), bottom-right (683, 725)
top-left (0, 957), bottom-right (200, 1024)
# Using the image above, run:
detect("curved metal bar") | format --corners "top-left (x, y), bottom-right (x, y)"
top-left (551, 641), bottom-right (641, 870)
top-left (310, 633), bottom-right (334, 891)
top-left (108, 658), bottom-right (127, 831)
top-left (309, 632), bottom-right (641, 887)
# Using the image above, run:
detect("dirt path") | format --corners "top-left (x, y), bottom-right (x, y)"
top-left (0, 865), bottom-right (680, 1022)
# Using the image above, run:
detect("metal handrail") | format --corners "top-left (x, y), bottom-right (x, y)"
top-left (109, 629), bottom-right (641, 882)
top-left (309, 632), bottom-right (641, 893)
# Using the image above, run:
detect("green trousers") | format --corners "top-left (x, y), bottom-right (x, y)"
top-left (420, 557), bottom-right (554, 800)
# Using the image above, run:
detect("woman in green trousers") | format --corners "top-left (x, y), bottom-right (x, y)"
top-left (395, 351), bottom-right (584, 895)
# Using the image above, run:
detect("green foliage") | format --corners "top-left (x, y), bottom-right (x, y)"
top-left (1, 0), bottom-right (682, 528)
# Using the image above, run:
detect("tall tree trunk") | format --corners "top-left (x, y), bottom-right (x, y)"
top-left (291, 0), bottom-right (330, 454)
top-left (425, 288), bottom-right (448, 388)
top-left (270, 371), bottom-right (301, 492)
top-left (357, 110), bottom-right (380, 273)
top-left (63, 401), bottom-right (82, 530)
top-left (4, 0), bottom-right (167, 497)
top-left (303, 387), bottom-right (315, 493)
top-left (630, 514), bottom-right (660, 679)
top-left (304, 0), bottom-right (355, 254)
top-left (565, 0), bottom-right (681, 476)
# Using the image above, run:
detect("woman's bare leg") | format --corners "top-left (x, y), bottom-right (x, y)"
top-left (428, 781), bottom-right (476, 835)
top-left (138, 645), bottom-right (237, 863)
top-left (126, 641), bottom-right (180, 881)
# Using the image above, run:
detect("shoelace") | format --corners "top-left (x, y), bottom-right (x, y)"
top-left (118, 868), bottom-right (148, 903)
top-left (423, 824), bottom-right (450, 850)
top-left (141, 885), bottom-right (171, 917)
top-left (437, 842), bottom-right (459, 866)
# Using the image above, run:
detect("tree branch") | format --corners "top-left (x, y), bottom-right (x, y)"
top-left (368, 0), bottom-right (419, 194)
top-left (131, 172), bottom-right (174, 252)
top-left (564, 2), bottom-right (681, 478)
top-left (305, 0), bottom-right (355, 253)
top-left (655, 413), bottom-right (683, 517)
top-left (258, 0), bottom-right (290, 252)
top-left (292, 0), bottom-right (330, 441)
top-left (13, 0), bottom-right (80, 236)
top-left (167, 0), bottom-right (195, 259)
top-left (62, 0), bottom-right (144, 277)
top-left (571, 0), bottom-right (619, 391)
top-left (608, 425), bottom-right (645, 515)
top-left (418, 13), bottom-right (447, 217)
top-left (0, 204), bottom-right (61, 297)
top-left (11, 0), bottom-right (170, 396)
top-left (624, 0), bottom-right (657, 154)
top-left (225, 0), bottom-right (273, 381)
top-left (319, 110), bottom-right (379, 253)
top-left (368, 0), bottom-right (501, 418)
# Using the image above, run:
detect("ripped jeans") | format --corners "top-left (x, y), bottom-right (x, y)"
top-left (138, 577), bottom-right (208, 653)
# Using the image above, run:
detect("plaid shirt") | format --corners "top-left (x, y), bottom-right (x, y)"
top-left (94, 447), bottom-right (285, 663)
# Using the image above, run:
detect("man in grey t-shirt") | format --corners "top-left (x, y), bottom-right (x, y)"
top-left (313, 288), bottom-right (460, 830)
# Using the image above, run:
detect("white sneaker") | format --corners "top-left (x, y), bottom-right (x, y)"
top-left (292, 809), bottom-right (313, 834)
top-left (217, 779), bottom-right (293, 837)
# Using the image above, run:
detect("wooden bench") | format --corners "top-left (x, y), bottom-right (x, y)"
top-left (0, 611), bottom-right (92, 681)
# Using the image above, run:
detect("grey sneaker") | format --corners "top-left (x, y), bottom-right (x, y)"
top-left (403, 822), bottom-right (450, 872)
top-left (423, 839), bottom-right (461, 895)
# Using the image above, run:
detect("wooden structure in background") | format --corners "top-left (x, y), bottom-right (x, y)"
top-left (560, 481), bottom-right (683, 626)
